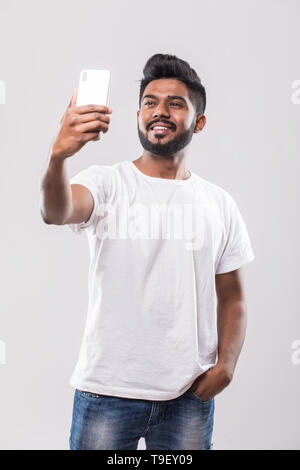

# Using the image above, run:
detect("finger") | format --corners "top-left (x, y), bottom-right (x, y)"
top-left (75, 112), bottom-right (110, 125)
top-left (69, 88), bottom-right (78, 108)
top-left (74, 103), bottom-right (112, 115)
top-left (201, 395), bottom-right (214, 402)
top-left (193, 385), bottom-right (209, 398)
top-left (91, 133), bottom-right (101, 141)
top-left (78, 120), bottom-right (109, 134)
top-left (60, 111), bottom-right (66, 124)
top-left (81, 131), bottom-right (101, 142)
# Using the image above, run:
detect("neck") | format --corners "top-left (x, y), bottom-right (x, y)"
top-left (134, 152), bottom-right (190, 180)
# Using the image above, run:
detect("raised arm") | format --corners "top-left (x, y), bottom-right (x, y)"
top-left (39, 88), bottom-right (112, 225)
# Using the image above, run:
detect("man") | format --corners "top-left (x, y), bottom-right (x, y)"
top-left (40, 54), bottom-right (255, 450)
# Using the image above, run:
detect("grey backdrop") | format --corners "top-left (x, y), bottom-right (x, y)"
top-left (0, 0), bottom-right (299, 450)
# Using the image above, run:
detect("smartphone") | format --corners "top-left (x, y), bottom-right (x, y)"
top-left (76, 69), bottom-right (111, 107)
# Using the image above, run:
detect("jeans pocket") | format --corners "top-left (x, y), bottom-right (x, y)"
top-left (187, 388), bottom-right (213, 404)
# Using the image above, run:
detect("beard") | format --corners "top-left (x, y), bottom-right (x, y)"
top-left (137, 122), bottom-right (195, 157)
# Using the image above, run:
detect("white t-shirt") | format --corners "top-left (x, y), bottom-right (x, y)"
top-left (68, 160), bottom-right (255, 401)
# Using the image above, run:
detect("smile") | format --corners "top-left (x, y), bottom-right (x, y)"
top-left (150, 126), bottom-right (172, 135)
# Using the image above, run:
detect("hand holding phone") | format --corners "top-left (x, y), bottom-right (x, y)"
top-left (51, 83), bottom-right (112, 161)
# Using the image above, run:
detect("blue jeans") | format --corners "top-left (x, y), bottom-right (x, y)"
top-left (69, 388), bottom-right (214, 450)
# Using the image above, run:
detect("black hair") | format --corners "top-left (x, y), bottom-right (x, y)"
top-left (138, 53), bottom-right (206, 114)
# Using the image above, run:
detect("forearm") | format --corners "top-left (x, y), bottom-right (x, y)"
top-left (39, 152), bottom-right (72, 225)
top-left (216, 298), bottom-right (247, 378)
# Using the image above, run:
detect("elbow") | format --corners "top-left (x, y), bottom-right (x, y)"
top-left (41, 215), bottom-right (67, 226)
top-left (40, 208), bottom-right (51, 224)
top-left (40, 208), bottom-right (62, 225)
top-left (39, 202), bottom-right (65, 225)
top-left (41, 216), bottom-right (53, 225)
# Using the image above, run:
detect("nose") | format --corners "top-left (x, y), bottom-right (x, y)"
top-left (152, 103), bottom-right (170, 118)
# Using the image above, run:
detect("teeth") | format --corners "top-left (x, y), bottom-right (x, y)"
top-left (152, 126), bottom-right (169, 130)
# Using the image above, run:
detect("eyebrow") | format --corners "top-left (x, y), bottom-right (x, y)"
top-left (143, 94), bottom-right (187, 104)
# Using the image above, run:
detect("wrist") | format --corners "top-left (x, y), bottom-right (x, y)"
top-left (50, 150), bottom-right (68, 161)
top-left (50, 142), bottom-right (71, 161)
top-left (49, 154), bottom-right (68, 171)
top-left (215, 361), bottom-right (234, 383)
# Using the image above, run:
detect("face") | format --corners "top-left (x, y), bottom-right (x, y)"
top-left (137, 78), bottom-right (205, 157)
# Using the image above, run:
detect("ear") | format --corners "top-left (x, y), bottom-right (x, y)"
top-left (137, 110), bottom-right (140, 120)
top-left (194, 114), bottom-right (206, 133)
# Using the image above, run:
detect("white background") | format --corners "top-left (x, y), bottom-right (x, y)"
top-left (0, 0), bottom-right (299, 449)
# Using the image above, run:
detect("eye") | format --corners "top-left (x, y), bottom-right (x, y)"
top-left (143, 100), bottom-right (182, 107)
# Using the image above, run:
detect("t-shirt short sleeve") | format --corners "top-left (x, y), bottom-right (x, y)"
top-left (215, 195), bottom-right (255, 274)
top-left (68, 165), bottom-right (104, 235)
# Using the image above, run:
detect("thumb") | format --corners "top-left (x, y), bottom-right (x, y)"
top-left (69, 88), bottom-right (78, 108)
